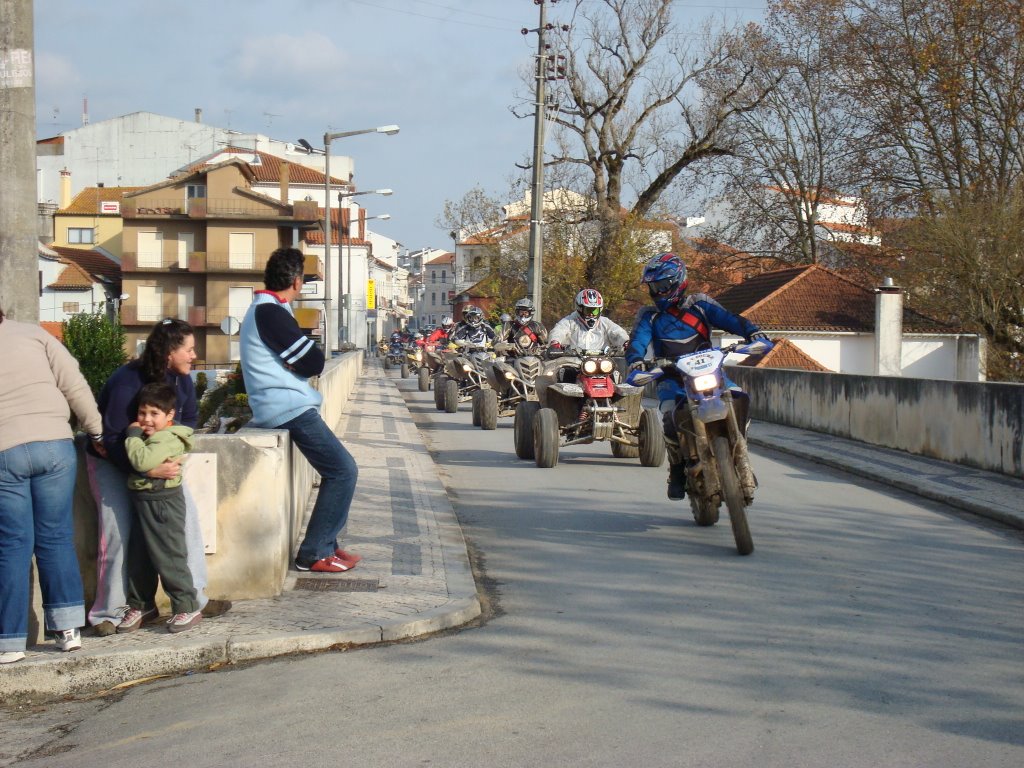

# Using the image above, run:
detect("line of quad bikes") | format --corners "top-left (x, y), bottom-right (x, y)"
top-left (383, 335), bottom-right (765, 555)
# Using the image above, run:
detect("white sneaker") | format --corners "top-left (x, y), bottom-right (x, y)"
top-left (55, 628), bottom-right (81, 652)
top-left (0, 651), bottom-right (26, 664)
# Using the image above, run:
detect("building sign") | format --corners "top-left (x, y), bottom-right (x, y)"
top-left (100, 201), bottom-right (120, 214)
top-left (366, 279), bottom-right (376, 310)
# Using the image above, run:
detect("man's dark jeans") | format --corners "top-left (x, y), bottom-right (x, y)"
top-left (281, 408), bottom-right (359, 567)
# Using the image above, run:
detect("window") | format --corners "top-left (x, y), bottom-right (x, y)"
top-left (187, 184), bottom-right (207, 199)
top-left (441, 269), bottom-right (446, 282)
top-left (68, 227), bottom-right (94, 244)
top-left (431, 292), bottom-right (436, 305)
top-left (62, 301), bottom-right (80, 314)
top-left (431, 271), bottom-right (437, 284)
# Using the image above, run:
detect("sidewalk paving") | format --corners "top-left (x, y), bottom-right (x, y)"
top-left (3, 364), bottom-right (1020, 700)
top-left (1, 359), bottom-right (480, 700)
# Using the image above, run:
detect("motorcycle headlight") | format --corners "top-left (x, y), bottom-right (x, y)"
top-left (582, 360), bottom-right (598, 374)
top-left (692, 373), bottom-right (718, 392)
top-left (599, 359), bottom-right (614, 373)
top-left (462, 363), bottom-right (472, 372)
top-left (504, 370), bottom-right (515, 380)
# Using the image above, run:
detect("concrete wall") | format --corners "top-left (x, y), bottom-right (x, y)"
top-left (28, 350), bottom-right (363, 644)
top-left (728, 366), bottom-right (1023, 477)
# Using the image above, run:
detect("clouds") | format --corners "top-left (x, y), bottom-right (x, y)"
top-left (230, 32), bottom-right (348, 87)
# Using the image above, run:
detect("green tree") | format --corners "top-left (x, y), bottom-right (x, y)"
top-left (62, 312), bottom-right (127, 398)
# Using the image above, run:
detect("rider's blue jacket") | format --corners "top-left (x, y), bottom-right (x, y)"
top-left (626, 294), bottom-right (762, 401)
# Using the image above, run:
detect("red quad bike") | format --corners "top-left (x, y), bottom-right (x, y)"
top-left (514, 347), bottom-right (666, 469)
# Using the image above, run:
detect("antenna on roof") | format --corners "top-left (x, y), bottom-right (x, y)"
top-left (263, 111), bottom-right (280, 129)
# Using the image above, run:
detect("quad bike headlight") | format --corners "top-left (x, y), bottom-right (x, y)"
top-left (504, 370), bottom-right (515, 380)
top-left (599, 359), bottom-right (614, 373)
top-left (692, 373), bottom-right (718, 392)
top-left (582, 359), bottom-right (598, 375)
top-left (462, 363), bottom-right (472, 372)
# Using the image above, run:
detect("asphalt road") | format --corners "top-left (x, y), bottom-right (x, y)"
top-left (5, 377), bottom-right (1023, 767)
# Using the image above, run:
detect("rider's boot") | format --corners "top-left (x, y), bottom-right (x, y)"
top-left (665, 432), bottom-right (687, 500)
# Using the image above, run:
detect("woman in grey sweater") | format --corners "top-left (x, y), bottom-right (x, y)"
top-left (0, 308), bottom-right (104, 664)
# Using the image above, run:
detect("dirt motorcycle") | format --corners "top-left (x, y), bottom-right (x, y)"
top-left (383, 341), bottom-right (405, 371)
top-left (473, 341), bottom-right (542, 430)
top-left (433, 341), bottom-right (494, 414)
top-left (514, 347), bottom-right (665, 469)
top-left (629, 339), bottom-right (772, 556)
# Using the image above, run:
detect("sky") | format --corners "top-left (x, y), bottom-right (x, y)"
top-left (33, 0), bottom-right (766, 255)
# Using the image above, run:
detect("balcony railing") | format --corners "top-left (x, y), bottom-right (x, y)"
top-left (123, 197), bottom-right (321, 221)
top-left (120, 305), bottom-right (208, 327)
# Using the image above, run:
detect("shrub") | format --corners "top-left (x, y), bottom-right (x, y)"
top-left (62, 313), bottom-right (127, 398)
top-left (195, 371), bottom-right (208, 400)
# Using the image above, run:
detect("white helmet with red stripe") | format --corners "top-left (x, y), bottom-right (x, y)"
top-left (575, 288), bottom-right (604, 329)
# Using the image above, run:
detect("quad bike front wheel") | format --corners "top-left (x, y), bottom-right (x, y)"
top-left (401, 363), bottom-right (411, 378)
top-left (418, 367), bottom-right (431, 392)
top-left (479, 388), bottom-right (498, 431)
top-left (384, 358), bottom-right (392, 370)
top-left (434, 376), bottom-right (448, 410)
top-left (638, 407), bottom-right (666, 467)
top-left (534, 407), bottom-right (560, 468)
top-left (713, 434), bottom-right (753, 555)
top-left (443, 378), bottom-right (460, 413)
top-left (471, 391), bottom-right (482, 426)
top-left (514, 401), bottom-right (540, 460)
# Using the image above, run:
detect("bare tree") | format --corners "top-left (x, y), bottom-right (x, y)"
top-left (535, 0), bottom-right (773, 291)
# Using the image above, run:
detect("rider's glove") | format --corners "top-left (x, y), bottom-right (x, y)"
top-left (747, 332), bottom-right (770, 343)
top-left (625, 360), bottom-right (646, 386)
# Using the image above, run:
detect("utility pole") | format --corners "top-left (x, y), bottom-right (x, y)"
top-left (0, 0), bottom-right (39, 321)
top-left (522, 1), bottom-right (567, 323)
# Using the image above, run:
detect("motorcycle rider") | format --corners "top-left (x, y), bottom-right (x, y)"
top-left (548, 288), bottom-right (629, 353)
top-left (502, 298), bottom-right (548, 355)
top-left (625, 252), bottom-right (770, 500)
top-left (450, 305), bottom-right (497, 346)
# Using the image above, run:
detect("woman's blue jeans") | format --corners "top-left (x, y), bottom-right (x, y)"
top-left (281, 408), bottom-right (359, 567)
top-left (0, 439), bottom-right (85, 652)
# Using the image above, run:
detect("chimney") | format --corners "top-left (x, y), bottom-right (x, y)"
top-left (874, 277), bottom-right (903, 376)
top-left (279, 160), bottom-right (289, 202)
top-left (194, 108), bottom-right (203, 123)
top-left (59, 168), bottom-right (72, 209)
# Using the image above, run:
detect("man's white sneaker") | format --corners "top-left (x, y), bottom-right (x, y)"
top-left (0, 651), bottom-right (26, 664)
top-left (56, 628), bottom-right (81, 652)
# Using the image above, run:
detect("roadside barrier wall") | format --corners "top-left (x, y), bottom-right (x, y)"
top-left (27, 351), bottom-right (363, 644)
top-left (728, 367), bottom-right (1023, 478)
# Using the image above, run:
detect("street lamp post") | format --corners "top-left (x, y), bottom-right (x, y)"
top-left (346, 211), bottom-right (390, 349)
top-left (298, 124), bottom-right (398, 357)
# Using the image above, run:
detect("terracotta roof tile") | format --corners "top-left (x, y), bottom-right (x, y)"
top-left (48, 261), bottom-right (94, 290)
top-left (713, 264), bottom-right (951, 333)
top-left (303, 207), bottom-right (369, 247)
top-left (59, 186), bottom-right (143, 214)
top-left (40, 321), bottom-right (63, 341)
top-left (735, 338), bottom-right (831, 372)
top-left (180, 147), bottom-right (342, 186)
top-left (50, 246), bottom-right (120, 282)
top-left (425, 252), bottom-right (454, 265)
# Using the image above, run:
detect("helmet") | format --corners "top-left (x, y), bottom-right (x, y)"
top-left (441, 315), bottom-right (453, 329)
top-left (514, 297), bottom-right (535, 323)
top-left (575, 288), bottom-right (604, 329)
top-left (414, 332), bottom-right (423, 340)
top-left (641, 252), bottom-right (688, 311)
top-left (463, 305), bottom-right (483, 326)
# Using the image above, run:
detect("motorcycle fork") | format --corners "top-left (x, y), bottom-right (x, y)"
top-left (681, 402), bottom-right (722, 499)
top-left (721, 392), bottom-right (757, 501)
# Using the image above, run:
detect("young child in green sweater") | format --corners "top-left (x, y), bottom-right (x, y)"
top-left (117, 382), bottom-right (202, 634)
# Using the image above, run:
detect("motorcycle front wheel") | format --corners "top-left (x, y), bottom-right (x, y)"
top-left (713, 434), bottom-right (753, 555)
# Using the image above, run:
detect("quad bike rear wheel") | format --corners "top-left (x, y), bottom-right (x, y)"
top-left (638, 407), bottom-right (666, 467)
top-left (514, 401), bottom-right (540, 460)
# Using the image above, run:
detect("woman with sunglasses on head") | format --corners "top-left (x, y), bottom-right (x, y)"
top-left (85, 319), bottom-right (230, 636)
top-left (625, 252), bottom-right (770, 501)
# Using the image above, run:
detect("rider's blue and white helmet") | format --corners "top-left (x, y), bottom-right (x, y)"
top-left (641, 252), bottom-right (688, 311)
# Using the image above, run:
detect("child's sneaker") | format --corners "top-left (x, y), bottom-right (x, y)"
top-left (167, 610), bottom-right (202, 634)
top-left (55, 628), bottom-right (81, 652)
top-left (117, 606), bottom-right (158, 633)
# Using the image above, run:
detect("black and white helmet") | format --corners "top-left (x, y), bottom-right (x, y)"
top-left (463, 305), bottom-right (484, 327)
top-left (514, 297), bottom-right (535, 323)
top-left (440, 315), bottom-right (453, 329)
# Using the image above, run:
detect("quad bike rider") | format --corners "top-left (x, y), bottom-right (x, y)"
top-left (400, 332), bottom-right (425, 379)
top-left (384, 331), bottom-right (406, 370)
top-left (418, 316), bottom-right (453, 391)
top-left (515, 289), bottom-right (663, 468)
top-left (625, 252), bottom-right (770, 502)
top-left (474, 298), bottom-right (548, 430)
top-left (435, 305), bottom-right (497, 412)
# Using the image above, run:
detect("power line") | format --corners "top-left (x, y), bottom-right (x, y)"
top-left (346, 0), bottom-right (519, 30)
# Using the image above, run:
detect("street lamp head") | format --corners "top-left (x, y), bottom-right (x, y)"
top-left (375, 189), bottom-right (394, 196)
top-left (374, 214), bottom-right (391, 221)
top-left (296, 138), bottom-right (315, 153)
top-left (376, 125), bottom-right (400, 135)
